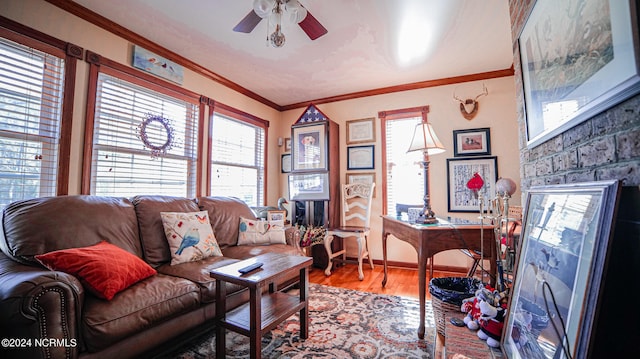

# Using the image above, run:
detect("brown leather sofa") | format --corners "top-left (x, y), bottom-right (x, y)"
top-left (0, 195), bottom-right (301, 359)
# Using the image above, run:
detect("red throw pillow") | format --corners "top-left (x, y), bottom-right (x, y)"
top-left (35, 241), bottom-right (156, 300)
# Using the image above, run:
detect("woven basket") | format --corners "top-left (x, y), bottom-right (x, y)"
top-left (431, 295), bottom-right (463, 336)
top-left (429, 277), bottom-right (481, 336)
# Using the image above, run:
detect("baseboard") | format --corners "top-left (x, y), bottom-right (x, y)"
top-left (341, 256), bottom-right (468, 274)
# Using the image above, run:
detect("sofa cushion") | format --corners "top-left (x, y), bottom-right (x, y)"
top-left (0, 195), bottom-right (141, 264)
top-left (35, 241), bottom-right (157, 300)
top-left (237, 217), bottom-right (286, 245)
top-left (82, 273), bottom-right (200, 352)
top-left (196, 196), bottom-right (257, 248)
top-left (157, 256), bottom-right (246, 303)
top-left (132, 195), bottom-right (200, 268)
top-left (160, 211), bottom-right (222, 265)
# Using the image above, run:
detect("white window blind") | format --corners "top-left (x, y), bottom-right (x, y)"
top-left (210, 114), bottom-right (265, 207)
top-left (0, 38), bottom-right (64, 207)
top-left (91, 72), bottom-right (198, 197)
top-left (384, 116), bottom-right (424, 215)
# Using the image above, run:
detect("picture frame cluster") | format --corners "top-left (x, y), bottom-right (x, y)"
top-left (345, 118), bottom-right (376, 196)
top-left (447, 127), bottom-right (496, 212)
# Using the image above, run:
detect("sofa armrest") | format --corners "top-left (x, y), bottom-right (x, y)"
top-left (0, 251), bottom-right (84, 359)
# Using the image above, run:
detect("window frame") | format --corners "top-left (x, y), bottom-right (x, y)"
top-left (0, 17), bottom-right (81, 199)
top-left (207, 100), bottom-right (269, 206)
top-left (379, 106), bottom-right (430, 215)
top-left (82, 50), bottom-right (205, 196)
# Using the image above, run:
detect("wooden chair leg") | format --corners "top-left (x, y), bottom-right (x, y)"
top-left (356, 235), bottom-right (365, 280)
top-left (365, 236), bottom-right (374, 269)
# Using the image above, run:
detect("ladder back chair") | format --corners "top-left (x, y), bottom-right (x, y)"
top-left (323, 182), bottom-right (375, 280)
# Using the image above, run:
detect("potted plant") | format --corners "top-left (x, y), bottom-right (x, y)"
top-left (296, 224), bottom-right (326, 256)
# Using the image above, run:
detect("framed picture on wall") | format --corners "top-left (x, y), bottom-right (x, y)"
top-left (519, 0), bottom-right (640, 148)
top-left (446, 156), bottom-right (498, 212)
top-left (346, 118), bottom-right (376, 144)
top-left (347, 145), bottom-right (375, 170)
top-left (292, 123), bottom-right (327, 172)
top-left (453, 128), bottom-right (491, 157)
top-left (132, 45), bottom-right (184, 84)
top-left (281, 154), bottom-right (291, 173)
top-left (284, 137), bottom-right (291, 152)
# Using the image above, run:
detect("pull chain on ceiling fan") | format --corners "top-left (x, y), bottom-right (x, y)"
top-left (233, 0), bottom-right (328, 47)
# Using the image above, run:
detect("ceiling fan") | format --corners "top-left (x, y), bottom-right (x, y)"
top-left (233, 0), bottom-right (328, 47)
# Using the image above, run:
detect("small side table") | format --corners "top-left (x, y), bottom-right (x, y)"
top-left (210, 252), bottom-right (312, 359)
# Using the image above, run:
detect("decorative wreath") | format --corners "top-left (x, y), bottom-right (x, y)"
top-left (136, 114), bottom-right (175, 158)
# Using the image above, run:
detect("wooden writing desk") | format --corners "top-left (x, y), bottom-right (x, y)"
top-left (381, 216), bottom-right (495, 339)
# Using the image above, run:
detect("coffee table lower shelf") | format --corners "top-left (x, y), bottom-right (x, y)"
top-left (210, 253), bottom-right (312, 359)
top-left (221, 292), bottom-right (306, 335)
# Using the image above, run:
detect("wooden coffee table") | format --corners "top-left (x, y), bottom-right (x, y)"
top-left (210, 252), bottom-right (312, 359)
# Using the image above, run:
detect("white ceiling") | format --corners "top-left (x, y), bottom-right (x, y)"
top-left (71, 0), bottom-right (515, 108)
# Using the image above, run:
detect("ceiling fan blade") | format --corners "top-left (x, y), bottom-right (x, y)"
top-left (233, 10), bottom-right (263, 33)
top-left (298, 11), bottom-right (327, 40)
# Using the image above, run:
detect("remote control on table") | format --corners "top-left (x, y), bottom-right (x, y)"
top-left (238, 262), bottom-right (263, 274)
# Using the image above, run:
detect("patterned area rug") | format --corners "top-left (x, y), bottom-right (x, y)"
top-left (158, 284), bottom-right (436, 358)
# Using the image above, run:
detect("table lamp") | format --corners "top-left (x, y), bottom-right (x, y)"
top-left (407, 120), bottom-right (445, 224)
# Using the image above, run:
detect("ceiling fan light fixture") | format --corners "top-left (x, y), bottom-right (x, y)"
top-left (253, 0), bottom-right (274, 18)
top-left (270, 24), bottom-right (286, 47)
top-left (285, 1), bottom-right (307, 23)
top-left (237, 0), bottom-right (326, 45)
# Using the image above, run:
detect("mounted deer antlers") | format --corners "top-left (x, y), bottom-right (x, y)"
top-left (453, 84), bottom-right (488, 121)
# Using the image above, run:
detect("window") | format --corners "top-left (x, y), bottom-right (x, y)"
top-left (210, 105), bottom-right (266, 207)
top-left (380, 107), bottom-right (427, 215)
top-left (0, 37), bottom-right (65, 207)
top-left (90, 72), bottom-right (199, 197)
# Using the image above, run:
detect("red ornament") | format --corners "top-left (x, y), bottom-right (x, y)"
top-left (466, 173), bottom-right (484, 191)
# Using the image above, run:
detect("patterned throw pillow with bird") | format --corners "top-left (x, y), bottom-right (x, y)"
top-left (161, 211), bottom-right (222, 265)
top-left (238, 217), bottom-right (287, 246)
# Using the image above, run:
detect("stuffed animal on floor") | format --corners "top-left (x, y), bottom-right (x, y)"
top-left (460, 285), bottom-right (508, 333)
top-left (461, 286), bottom-right (494, 330)
top-left (461, 293), bottom-right (482, 330)
top-left (477, 299), bottom-right (508, 348)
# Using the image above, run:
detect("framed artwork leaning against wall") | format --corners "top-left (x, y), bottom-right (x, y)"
top-left (502, 180), bottom-right (621, 359)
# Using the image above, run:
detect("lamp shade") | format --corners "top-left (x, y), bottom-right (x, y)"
top-left (407, 123), bottom-right (446, 155)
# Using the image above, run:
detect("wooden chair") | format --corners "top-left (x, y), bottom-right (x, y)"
top-left (323, 182), bottom-right (375, 280)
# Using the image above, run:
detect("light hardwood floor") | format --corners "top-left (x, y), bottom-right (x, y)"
top-left (308, 262), bottom-right (465, 300)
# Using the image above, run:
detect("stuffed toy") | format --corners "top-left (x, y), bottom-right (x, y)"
top-left (477, 300), bottom-right (508, 348)
top-left (461, 294), bottom-right (482, 330)
top-left (460, 286), bottom-right (496, 331)
top-left (461, 285), bottom-right (508, 336)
